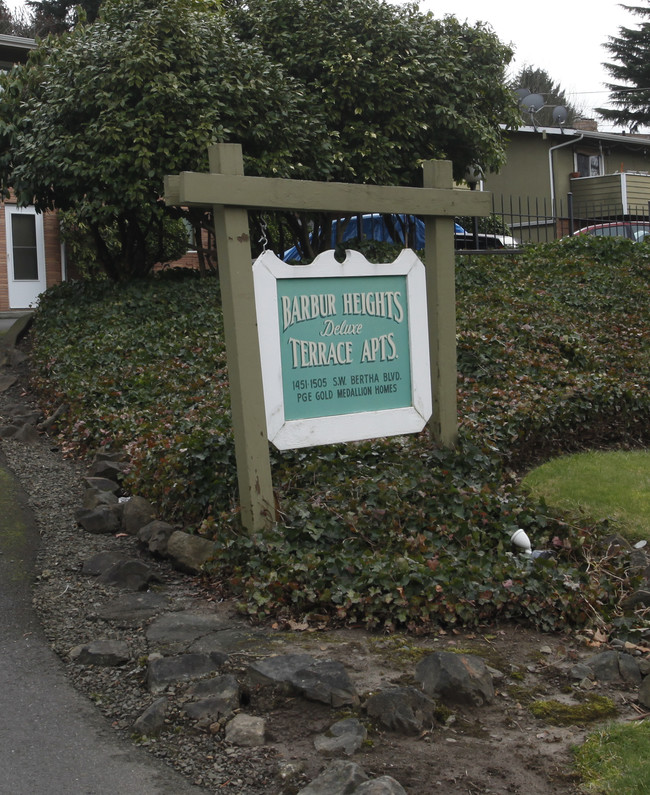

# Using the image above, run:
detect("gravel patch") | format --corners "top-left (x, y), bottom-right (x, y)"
top-left (0, 374), bottom-right (284, 793)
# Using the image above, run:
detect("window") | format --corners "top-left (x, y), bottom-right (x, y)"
top-left (182, 218), bottom-right (197, 252)
top-left (575, 152), bottom-right (602, 177)
top-left (11, 212), bottom-right (39, 280)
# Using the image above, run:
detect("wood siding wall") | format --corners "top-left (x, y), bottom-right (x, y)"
top-left (571, 172), bottom-right (650, 217)
top-left (571, 174), bottom-right (624, 216)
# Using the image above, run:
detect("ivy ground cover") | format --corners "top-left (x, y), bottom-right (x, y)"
top-left (28, 236), bottom-right (650, 633)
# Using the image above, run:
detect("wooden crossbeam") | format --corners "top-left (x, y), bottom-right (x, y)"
top-left (164, 172), bottom-right (491, 217)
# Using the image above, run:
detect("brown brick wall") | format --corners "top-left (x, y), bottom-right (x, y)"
top-left (43, 210), bottom-right (63, 289)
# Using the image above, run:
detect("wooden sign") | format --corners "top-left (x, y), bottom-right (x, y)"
top-left (165, 144), bottom-right (491, 530)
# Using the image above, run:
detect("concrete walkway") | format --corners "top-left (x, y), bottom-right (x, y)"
top-left (0, 311), bottom-right (31, 334)
top-left (0, 317), bottom-right (204, 795)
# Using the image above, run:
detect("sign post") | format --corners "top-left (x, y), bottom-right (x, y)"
top-left (165, 144), bottom-right (490, 532)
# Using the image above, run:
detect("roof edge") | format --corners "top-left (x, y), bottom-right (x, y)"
top-left (501, 124), bottom-right (650, 145)
top-left (0, 33), bottom-right (37, 50)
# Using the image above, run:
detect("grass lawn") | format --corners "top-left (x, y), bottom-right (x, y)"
top-left (523, 450), bottom-right (650, 542)
top-left (574, 721), bottom-right (650, 794)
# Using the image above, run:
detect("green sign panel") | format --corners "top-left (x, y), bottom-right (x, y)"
top-left (254, 249), bottom-right (431, 450)
top-left (277, 275), bottom-right (411, 420)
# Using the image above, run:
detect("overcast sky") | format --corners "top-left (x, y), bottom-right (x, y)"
top-left (407, 0), bottom-right (638, 131)
top-left (5, 0), bottom-right (643, 131)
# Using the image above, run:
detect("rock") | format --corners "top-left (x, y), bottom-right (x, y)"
top-left (583, 650), bottom-right (641, 684)
top-left (569, 662), bottom-right (594, 681)
top-left (3, 407), bottom-right (40, 424)
top-left (82, 475), bottom-right (121, 494)
top-left (88, 458), bottom-right (126, 481)
top-left (185, 695), bottom-right (237, 723)
top-left (166, 530), bottom-right (217, 573)
top-left (618, 652), bottom-right (643, 685)
top-left (415, 651), bottom-right (494, 706)
top-left (292, 660), bottom-right (360, 707)
top-left (122, 495), bottom-right (156, 535)
top-left (486, 665), bottom-right (505, 682)
top-left (277, 761), bottom-right (307, 790)
top-left (69, 639), bottom-right (130, 666)
top-left (7, 348), bottom-right (27, 366)
top-left (187, 673), bottom-right (240, 700)
top-left (628, 549), bottom-right (649, 572)
top-left (75, 505), bottom-right (122, 534)
top-left (248, 654), bottom-right (359, 707)
top-left (145, 611), bottom-right (267, 655)
top-left (0, 422), bottom-right (40, 443)
top-left (638, 676), bottom-right (650, 709)
top-left (97, 558), bottom-right (161, 591)
top-left (184, 674), bottom-right (240, 722)
top-left (598, 534), bottom-right (631, 554)
top-left (147, 651), bottom-right (229, 693)
top-left (355, 778), bottom-right (407, 794)
top-left (297, 760), bottom-right (368, 794)
top-left (314, 718), bottom-right (367, 756)
top-left (96, 592), bottom-right (170, 623)
top-left (247, 652), bottom-right (312, 691)
top-left (620, 589), bottom-right (650, 611)
top-left (365, 686), bottom-right (439, 735)
top-left (225, 713), bottom-right (266, 747)
top-left (0, 374), bottom-right (18, 393)
top-left (146, 611), bottom-right (229, 643)
top-left (93, 447), bottom-right (126, 463)
top-left (82, 487), bottom-right (119, 510)
top-left (137, 520), bottom-right (175, 555)
top-left (82, 551), bottom-right (126, 576)
top-left (187, 627), bottom-right (269, 655)
top-left (133, 697), bottom-right (168, 736)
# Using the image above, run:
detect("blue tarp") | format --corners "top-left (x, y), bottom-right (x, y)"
top-left (283, 214), bottom-right (466, 261)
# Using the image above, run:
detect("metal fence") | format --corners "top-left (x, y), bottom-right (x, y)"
top-left (481, 194), bottom-right (650, 252)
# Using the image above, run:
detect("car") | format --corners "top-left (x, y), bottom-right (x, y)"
top-left (572, 221), bottom-right (650, 241)
top-left (282, 214), bottom-right (517, 261)
top-left (453, 228), bottom-right (518, 250)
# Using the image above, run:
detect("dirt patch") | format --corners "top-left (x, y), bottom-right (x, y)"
top-left (213, 619), bottom-right (623, 794)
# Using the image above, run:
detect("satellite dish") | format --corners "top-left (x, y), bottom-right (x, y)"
top-left (514, 87), bottom-right (531, 100)
top-left (520, 93), bottom-right (545, 113)
top-left (552, 105), bottom-right (568, 125)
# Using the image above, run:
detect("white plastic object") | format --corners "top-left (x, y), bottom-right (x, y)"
top-left (510, 529), bottom-right (532, 555)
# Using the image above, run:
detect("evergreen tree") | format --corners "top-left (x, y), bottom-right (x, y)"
top-left (0, 1), bottom-right (36, 36)
top-left (513, 65), bottom-right (583, 127)
top-left (598, 2), bottom-right (650, 131)
top-left (27, 0), bottom-right (101, 35)
top-left (0, 1), bottom-right (14, 34)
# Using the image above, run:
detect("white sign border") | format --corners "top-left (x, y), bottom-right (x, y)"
top-left (253, 248), bottom-right (432, 450)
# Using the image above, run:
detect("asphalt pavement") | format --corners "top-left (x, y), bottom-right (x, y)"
top-left (0, 315), bottom-right (204, 795)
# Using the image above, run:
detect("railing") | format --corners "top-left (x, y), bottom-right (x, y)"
top-left (457, 194), bottom-right (650, 254)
